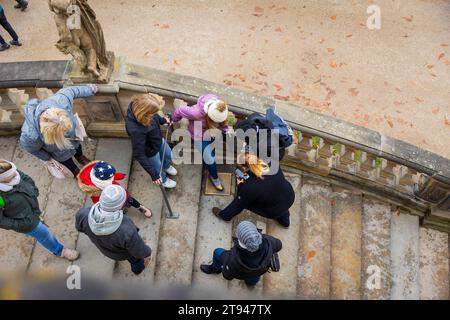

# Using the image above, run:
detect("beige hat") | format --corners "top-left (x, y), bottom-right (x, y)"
top-left (204, 99), bottom-right (228, 123)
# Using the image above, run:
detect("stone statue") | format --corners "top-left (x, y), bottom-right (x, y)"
top-left (48, 0), bottom-right (113, 82)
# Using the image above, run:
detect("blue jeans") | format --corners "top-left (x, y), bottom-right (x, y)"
top-left (128, 256), bottom-right (145, 275)
top-left (147, 139), bottom-right (172, 183)
top-left (211, 248), bottom-right (261, 286)
top-left (193, 139), bottom-right (218, 180)
top-left (26, 222), bottom-right (64, 256)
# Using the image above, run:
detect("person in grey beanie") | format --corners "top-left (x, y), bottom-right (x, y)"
top-left (200, 221), bottom-right (282, 288)
top-left (75, 185), bottom-right (152, 275)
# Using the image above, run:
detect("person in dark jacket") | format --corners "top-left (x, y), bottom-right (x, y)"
top-left (0, 4), bottom-right (22, 51)
top-left (0, 159), bottom-right (79, 261)
top-left (200, 220), bottom-right (282, 288)
top-left (75, 184), bottom-right (152, 275)
top-left (125, 93), bottom-right (177, 189)
top-left (213, 152), bottom-right (295, 228)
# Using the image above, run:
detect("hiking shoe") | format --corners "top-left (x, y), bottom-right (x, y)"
top-left (60, 248), bottom-right (80, 261)
top-left (165, 165), bottom-right (178, 176)
top-left (212, 207), bottom-right (222, 218)
top-left (75, 155), bottom-right (92, 166)
top-left (162, 177), bottom-right (177, 189)
top-left (210, 176), bottom-right (224, 191)
top-left (0, 43), bottom-right (10, 52)
top-left (10, 40), bottom-right (22, 46)
top-left (138, 205), bottom-right (153, 219)
top-left (200, 264), bottom-right (221, 275)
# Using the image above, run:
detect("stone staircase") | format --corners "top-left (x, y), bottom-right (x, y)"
top-left (0, 137), bottom-right (449, 299)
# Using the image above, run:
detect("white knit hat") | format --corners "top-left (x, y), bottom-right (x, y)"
top-left (204, 99), bottom-right (228, 123)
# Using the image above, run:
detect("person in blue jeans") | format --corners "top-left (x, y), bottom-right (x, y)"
top-left (125, 94), bottom-right (178, 189)
top-left (0, 5), bottom-right (22, 52)
top-left (0, 160), bottom-right (79, 261)
top-left (200, 221), bottom-right (282, 288)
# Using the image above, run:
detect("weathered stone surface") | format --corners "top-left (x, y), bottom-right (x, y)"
top-left (75, 138), bottom-right (131, 280)
top-left (154, 164), bottom-right (202, 285)
top-left (114, 160), bottom-right (164, 283)
top-left (297, 181), bottom-right (332, 299)
top-left (0, 137), bottom-right (17, 161)
top-left (264, 173), bottom-right (301, 298)
top-left (331, 188), bottom-right (362, 300)
top-left (192, 172), bottom-right (234, 292)
top-left (390, 210), bottom-right (420, 300)
top-left (28, 139), bottom-right (97, 275)
top-left (419, 228), bottom-right (449, 300)
top-left (361, 197), bottom-right (391, 300)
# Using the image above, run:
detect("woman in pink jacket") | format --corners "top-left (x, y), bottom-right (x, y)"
top-left (170, 94), bottom-right (229, 191)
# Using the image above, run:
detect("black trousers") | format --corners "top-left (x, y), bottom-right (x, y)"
top-left (0, 9), bottom-right (19, 45)
top-left (59, 145), bottom-right (84, 175)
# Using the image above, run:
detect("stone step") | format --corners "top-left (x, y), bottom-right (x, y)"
top-left (75, 138), bottom-right (133, 281)
top-left (28, 139), bottom-right (97, 275)
top-left (192, 168), bottom-right (235, 293)
top-left (330, 187), bottom-right (362, 300)
top-left (0, 141), bottom-right (55, 274)
top-left (154, 164), bottom-right (203, 286)
top-left (264, 173), bottom-right (301, 299)
top-left (114, 160), bottom-right (164, 283)
top-left (390, 209), bottom-right (420, 300)
top-left (419, 227), bottom-right (449, 299)
top-left (297, 181), bottom-right (332, 299)
top-left (361, 197), bottom-right (391, 300)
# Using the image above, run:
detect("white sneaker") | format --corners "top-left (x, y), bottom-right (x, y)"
top-left (162, 178), bottom-right (177, 189)
top-left (165, 165), bottom-right (178, 176)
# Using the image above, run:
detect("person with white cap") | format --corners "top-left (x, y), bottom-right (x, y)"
top-left (0, 159), bottom-right (79, 261)
top-left (75, 184), bottom-right (152, 275)
top-left (170, 94), bottom-right (231, 191)
top-left (200, 220), bottom-right (282, 288)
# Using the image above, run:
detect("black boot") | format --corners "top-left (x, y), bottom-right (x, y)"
top-left (0, 43), bottom-right (10, 52)
top-left (10, 40), bottom-right (22, 46)
top-left (15, 0), bottom-right (28, 11)
top-left (200, 264), bottom-right (221, 275)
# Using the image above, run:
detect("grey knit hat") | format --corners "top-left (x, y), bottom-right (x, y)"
top-left (99, 185), bottom-right (127, 213)
top-left (237, 221), bottom-right (262, 252)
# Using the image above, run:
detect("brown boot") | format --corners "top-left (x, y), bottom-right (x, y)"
top-left (75, 155), bottom-right (92, 167)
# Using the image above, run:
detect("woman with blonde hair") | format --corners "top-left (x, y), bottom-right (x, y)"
top-left (170, 94), bottom-right (230, 191)
top-left (125, 93), bottom-right (177, 188)
top-left (20, 85), bottom-right (97, 177)
top-left (212, 149), bottom-right (295, 228)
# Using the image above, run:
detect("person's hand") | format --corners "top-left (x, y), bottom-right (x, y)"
top-left (153, 177), bottom-right (163, 185)
top-left (144, 255), bottom-right (152, 268)
top-left (236, 177), bottom-right (245, 185)
top-left (164, 115), bottom-right (173, 126)
top-left (89, 84), bottom-right (98, 94)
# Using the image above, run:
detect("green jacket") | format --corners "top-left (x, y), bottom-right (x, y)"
top-left (0, 171), bottom-right (41, 233)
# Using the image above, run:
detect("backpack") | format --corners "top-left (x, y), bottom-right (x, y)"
top-left (265, 108), bottom-right (294, 148)
top-left (236, 107), bottom-right (294, 148)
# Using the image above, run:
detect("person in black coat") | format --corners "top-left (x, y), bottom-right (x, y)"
top-left (213, 152), bottom-right (295, 228)
top-left (125, 94), bottom-right (178, 189)
top-left (200, 220), bottom-right (282, 288)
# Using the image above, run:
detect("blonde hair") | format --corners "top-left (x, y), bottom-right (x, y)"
top-left (132, 94), bottom-right (165, 126)
top-left (206, 100), bottom-right (227, 130)
top-left (39, 108), bottom-right (73, 150)
top-left (0, 162), bottom-right (12, 174)
top-left (238, 153), bottom-right (269, 178)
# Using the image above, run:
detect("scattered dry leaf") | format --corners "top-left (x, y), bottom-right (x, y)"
top-left (346, 34), bottom-right (353, 38)
top-left (330, 15), bottom-right (337, 21)
top-left (307, 250), bottom-right (316, 261)
top-left (438, 53), bottom-right (445, 60)
top-left (387, 120), bottom-right (394, 128)
top-left (327, 48), bottom-right (335, 53)
top-left (348, 88), bottom-right (359, 96)
top-left (432, 107), bottom-right (440, 114)
top-left (253, 6), bottom-right (264, 17)
top-left (273, 95), bottom-right (290, 101)
top-left (402, 15), bottom-right (413, 22)
top-left (273, 83), bottom-right (283, 91)
top-left (173, 59), bottom-right (179, 65)
top-left (426, 64), bottom-right (434, 69)
top-left (415, 97), bottom-right (424, 103)
top-left (329, 60), bottom-right (338, 68)
top-left (275, 27), bottom-right (283, 32)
